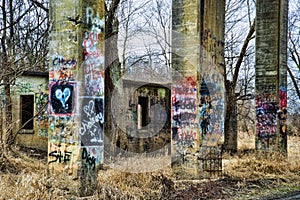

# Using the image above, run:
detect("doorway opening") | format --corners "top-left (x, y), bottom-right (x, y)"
top-left (138, 96), bottom-right (148, 128)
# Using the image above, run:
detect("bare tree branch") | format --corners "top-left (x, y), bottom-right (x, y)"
top-left (287, 66), bottom-right (300, 100)
top-left (28, 0), bottom-right (49, 13)
top-left (232, 20), bottom-right (255, 87)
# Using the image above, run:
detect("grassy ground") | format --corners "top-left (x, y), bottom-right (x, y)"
top-left (0, 136), bottom-right (299, 199)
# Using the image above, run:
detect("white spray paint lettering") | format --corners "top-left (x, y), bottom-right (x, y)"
top-left (80, 100), bottom-right (104, 137)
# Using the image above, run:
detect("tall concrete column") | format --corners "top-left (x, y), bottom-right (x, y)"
top-left (255, 0), bottom-right (288, 152)
top-left (172, 0), bottom-right (201, 180)
top-left (171, 0), bottom-right (225, 179)
top-left (48, 0), bottom-right (105, 196)
top-left (199, 0), bottom-right (225, 148)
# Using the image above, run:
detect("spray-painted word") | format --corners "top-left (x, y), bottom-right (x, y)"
top-left (80, 98), bottom-right (104, 146)
top-left (49, 150), bottom-right (72, 164)
top-left (82, 148), bottom-right (96, 170)
top-left (52, 57), bottom-right (77, 69)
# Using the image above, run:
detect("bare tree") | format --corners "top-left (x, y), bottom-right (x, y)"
top-left (223, 0), bottom-right (256, 151)
top-left (104, 0), bottom-right (123, 155)
top-left (138, 0), bottom-right (171, 70)
top-left (288, 0), bottom-right (300, 111)
top-left (117, 0), bottom-right (171, 80)
top-left (0, 0), bottom-right (49, 159)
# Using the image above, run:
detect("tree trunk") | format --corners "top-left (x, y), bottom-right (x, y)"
top-left (223, 21), bottom-right (255, 152)
top-left (223, 80), bottom-right (236, 152)
top-left (105, 0), bottom-right (124, 157)
top-left (4, 77), bottom-right (13, 148)
top-left (287, 66), bottom-right (300, 101)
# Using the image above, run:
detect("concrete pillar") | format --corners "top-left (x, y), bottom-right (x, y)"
top-left (171, 0), bottom-right (225, 179)
top-left (255, 0), bottom-right (288, 152)
top-left (172, 0), bottom-right (200, 180)
top-left (199, 0), bottom-right (225, 148)
top-left (48, 0), bottom-right (105, 196)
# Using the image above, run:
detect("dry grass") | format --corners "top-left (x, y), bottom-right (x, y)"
top-left (0, 150), bottom-right (79, 199)
top-left (226, 135), bottom-right (300, 181)
top-left (0, 169), bottom-right (83, 199)
top-left (0, 135), bottom-right (300, 199)
top-left (222, 152), bottom-right (300, 199)
top-left (96, 168), bottom-right (174, 199)
top-left (288, 136), bottom-right (300, 161)
top-left (238, 131), bottom-right (255, 151)
top-left (225, 152), bottom-right (300, 180)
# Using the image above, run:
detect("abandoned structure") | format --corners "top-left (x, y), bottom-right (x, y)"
top-left (121, 78), bottom-right (171, 154)
top-left (7, 71), bottom-right (49, 151)
top-left (5, 0), bottom-right (288, 190)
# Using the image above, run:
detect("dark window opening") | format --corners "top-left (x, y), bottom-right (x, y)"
top-left (21, 95), bottom-right (34, 130)
top-left (138, 96), bottom-right (148, 127)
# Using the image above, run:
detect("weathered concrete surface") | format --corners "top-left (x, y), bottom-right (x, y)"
top-left (172, 0), bottom-right (225, 179)
top-left (12, 73), bottom-right (49, 151)
top-left (48, 0), bottom-right (105, 196)
top-left (255, 0), bottom-right (288, 152)
top-left (199, 0), bottom-right (226, 148)
top-left (172, 0), bottom-right (200, 180)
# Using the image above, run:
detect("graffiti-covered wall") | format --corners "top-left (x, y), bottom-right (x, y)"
top-left (79, 1), bottom-right (105, 174)
top-left (10, 72), bottom-right (49, 151)
top-left (198, 0), bottom-right (226, 150)
top-left (172, 0), bottom-right (225, 179)
top-left (172, 0), bottom-right (201, 179)
top-left (48, 0), bottom-right (105, 185)
top-left (255, 0), bottom-right (288, 152)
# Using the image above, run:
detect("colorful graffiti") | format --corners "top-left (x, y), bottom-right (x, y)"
top-left (278, 86), bottom-right (287, 151)
top-left (48, 54), bottom-right (79, 171)
top-left (16, 82), bottom-right (34, 93)
top-left (49, 57), bottom-right (78, 165)
top-left (279, 86), bottom-right (287, 109)
top-left (49, 82), bottom-right (76, 116)
top-left (172, 76), bottom-right (198, 157)
top-left (48, 116), bottom-right (77, 145)
top-left (50, 55), bottom-right (76, 82)
top-left (36, 83), bottom-right (49, 138)
top-left (83, 7), bottom-right (105, 98)
top-left (84, 69), bottom-right (104, 96)
top-left (48, 56), bottom-right (77, 166)
top-left (255, 86), bottom-right (288, 151)
top-left (12, 80), bottom-right (49, 138)
top-left (198, 73), bottom-right (224, 145)
top-left (81, 146), bottom-right (103, 170)
top-left (175, 130), bottom-right (197, 151)
top-left (255, 93), bottom-right (277, 149)
top-left (80, 5), bottom-right (105, 168)
top-left (48, 1), bottom-right (105, 177)
top-left (256, 86), bottom-right (287, 151)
